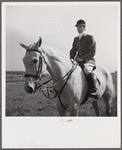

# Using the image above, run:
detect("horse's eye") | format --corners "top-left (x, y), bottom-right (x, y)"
top-left (33, 59), bottom-right (38, 64)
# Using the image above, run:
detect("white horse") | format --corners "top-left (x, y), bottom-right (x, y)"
top-left (19, 36), bottom-right (116, 116)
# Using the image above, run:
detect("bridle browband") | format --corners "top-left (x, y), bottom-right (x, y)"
top-left (24, 49), bottom-right (46, 80)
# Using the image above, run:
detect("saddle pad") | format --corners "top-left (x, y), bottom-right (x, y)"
top-left (92, 69), bottom-right (103, 85)
top-left (92, 68), bottom-right (107, 97)
top-left (80, 66), bottom-right (108, 105)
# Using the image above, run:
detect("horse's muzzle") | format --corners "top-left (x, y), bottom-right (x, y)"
top-left (25, 86), bottom-right (34, 93)
top-left (24, 82), bottom-right (37, 94)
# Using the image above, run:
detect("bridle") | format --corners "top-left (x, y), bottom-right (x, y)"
top-left (37, 62), bottom-right (78, 111)
top-left (24, 49), bottom-right (46, 80)
top-left (24, 48), bottom-right (78, 111)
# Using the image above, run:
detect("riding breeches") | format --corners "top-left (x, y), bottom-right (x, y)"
top-left (78, 62), bottom-right (95, 75)
top-left (84, 63), bottom-right (95, 75)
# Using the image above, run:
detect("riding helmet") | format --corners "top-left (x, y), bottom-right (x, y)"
top-left (75, 19), bottom-right (86, 27)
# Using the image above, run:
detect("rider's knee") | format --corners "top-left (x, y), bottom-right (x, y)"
top-left (84, 63), bottom-right (94, 75)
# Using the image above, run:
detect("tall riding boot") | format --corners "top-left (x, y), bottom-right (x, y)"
top-left (87, 73), bottom-right (98, 96)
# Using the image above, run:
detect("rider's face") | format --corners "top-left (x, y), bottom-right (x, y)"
top-left (77, 24), bottom-right (85, 33)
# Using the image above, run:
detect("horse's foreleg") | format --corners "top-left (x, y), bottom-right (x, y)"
top-left (70, 104), bottom-right (79, 116)
top-left (92, 101), bottom-right (100, 116)
top-left (57, 99), bottom-right (68, 116)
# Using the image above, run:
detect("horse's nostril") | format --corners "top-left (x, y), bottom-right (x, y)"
top-left (25, 87), bottom-right (33, 93)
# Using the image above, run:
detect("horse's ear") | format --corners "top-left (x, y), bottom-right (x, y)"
top-left (38, 36), bottom-right (42, 47)
top-left (18, 41), bottom-right (28, 49)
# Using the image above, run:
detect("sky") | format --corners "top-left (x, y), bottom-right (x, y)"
top-left (4, 2), bottom-right (120, 73)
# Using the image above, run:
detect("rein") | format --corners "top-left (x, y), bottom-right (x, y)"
top-left (37, 63), bottom-right (77, 111)
top-left (37, 63), bottom-right (77, 99)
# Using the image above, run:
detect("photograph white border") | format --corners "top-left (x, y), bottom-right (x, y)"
top-left (2, 2), bottom-right (121, 148)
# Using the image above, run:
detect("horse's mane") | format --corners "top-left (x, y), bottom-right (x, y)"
top-left (40, 44), bottom-right (71, 64)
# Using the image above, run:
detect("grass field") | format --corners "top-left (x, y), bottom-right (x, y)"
top-left (6, 71), bottom-right (117, 116)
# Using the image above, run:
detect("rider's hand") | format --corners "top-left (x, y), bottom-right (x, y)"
top-left (70, 59), bottom-right (77, 65)
top-left (76, 57), bottom-right (83, 62)
top-left (70, 59), bottom-right (74, 63)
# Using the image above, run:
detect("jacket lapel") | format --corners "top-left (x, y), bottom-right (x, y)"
top-left (80, 33), bottom-right (87, 41)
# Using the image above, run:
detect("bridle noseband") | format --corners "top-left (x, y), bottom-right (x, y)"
top-left (24, 49), bottom-right (46, 80)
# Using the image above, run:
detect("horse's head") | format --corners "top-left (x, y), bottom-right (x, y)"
top-left (18, 37), bottom-right (43, 93)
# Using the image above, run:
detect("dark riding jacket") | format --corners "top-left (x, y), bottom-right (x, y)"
top-left (70, 34), bottom-right (96, 65)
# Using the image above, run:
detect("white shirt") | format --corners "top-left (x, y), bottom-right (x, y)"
top-left (78, 32), bottom-right (85, 39)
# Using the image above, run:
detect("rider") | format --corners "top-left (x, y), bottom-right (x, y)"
top-left (70, 19), bottom-right (99, 98)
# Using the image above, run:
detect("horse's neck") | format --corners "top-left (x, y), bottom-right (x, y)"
top-left (41, 45), bottom-right (72, 82)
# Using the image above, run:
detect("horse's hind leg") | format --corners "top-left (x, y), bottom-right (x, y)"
top-left (103, 85), bottom-right (115, 116)
top-left (103, 95), bottom-right (112, 116)
top-left (103, 89), bottom-right (113, 116)
top-left (102, 72), bottom-right (116, 116)
top-left (92, 101), bottom-right (100, 116)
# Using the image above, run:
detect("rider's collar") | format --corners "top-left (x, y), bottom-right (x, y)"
top-left (78, 31), bottom-right (86, 39)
